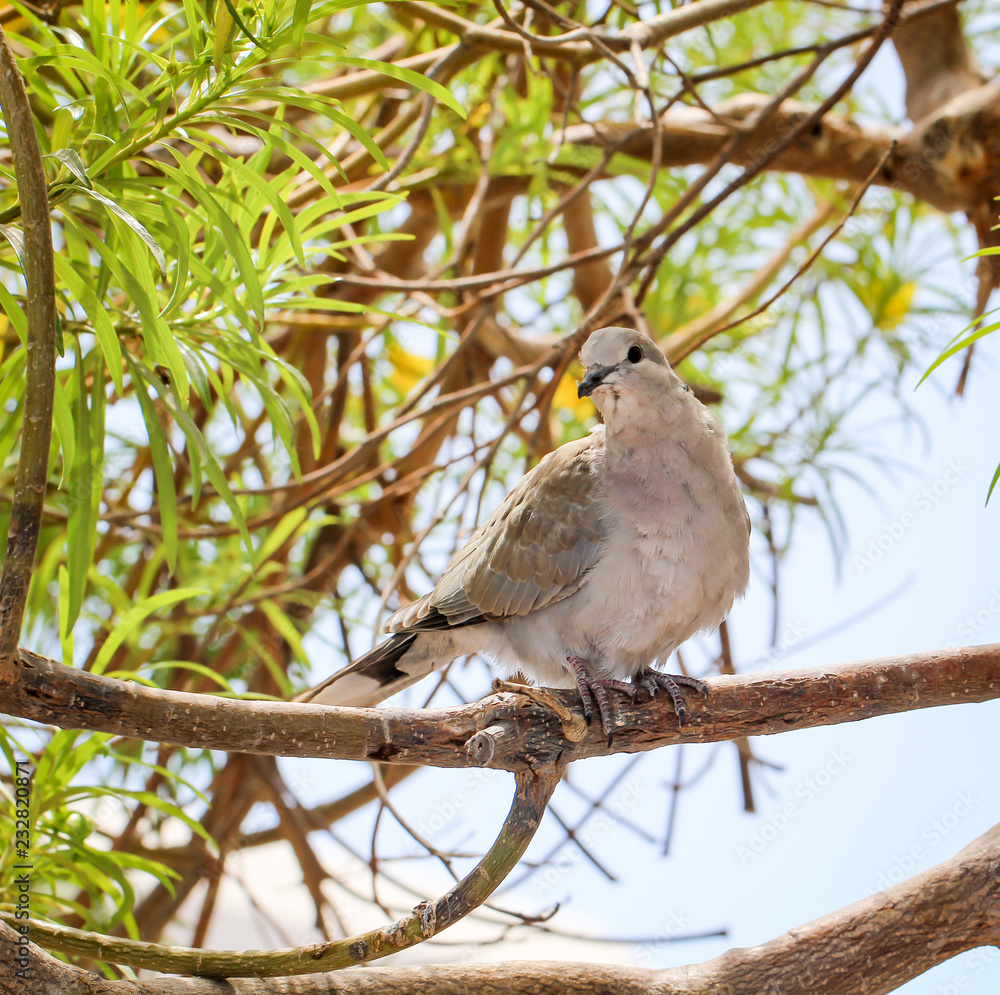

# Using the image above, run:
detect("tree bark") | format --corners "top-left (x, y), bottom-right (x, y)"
top-left (2, 643), bottom-right (997, 772)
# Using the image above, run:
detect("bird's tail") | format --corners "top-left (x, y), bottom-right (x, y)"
top-left (296, 632), bottom-right (436, 707)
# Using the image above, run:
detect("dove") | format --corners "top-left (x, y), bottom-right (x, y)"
top-left (298, 326), bottom-right (751, 736)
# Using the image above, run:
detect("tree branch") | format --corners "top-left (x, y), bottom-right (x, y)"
top-left (389, 0), bottom-right (771, 63)
top-left (891, 0), bottom-right (984, 121)
top-left (2, 643), bottom-right (997, 772)
top-left (559, 78), bottom-right (999, 217)
top-left (0, 24), bottom-right (56, 680)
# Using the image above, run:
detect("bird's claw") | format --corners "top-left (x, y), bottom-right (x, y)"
top-left (635, 668), bottom-right (708, 726)
top-left (567, 660), bottom-right (707, 737)
top-left (567, 656), bottom-right (632, 740)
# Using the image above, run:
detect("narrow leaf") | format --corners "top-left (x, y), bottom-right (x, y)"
top-left (80, 185), bottom-right (167, 279)
top-left (92, 587), bottom-right (211, 675)
top-left (49, 147), bottom-right (92, 188)
top-left (127, 356), bottom-right (180, 573)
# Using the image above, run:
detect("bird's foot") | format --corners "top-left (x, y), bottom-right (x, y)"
top-left (634, 668), bottom-right (708, 726)
top-left (566, 656), bottom-right (634, 741)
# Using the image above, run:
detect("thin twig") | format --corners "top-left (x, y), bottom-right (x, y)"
top-left (632, 0), bottom-right (908, 303)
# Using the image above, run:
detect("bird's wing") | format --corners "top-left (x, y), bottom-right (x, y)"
top-left (387, 432), bottom-right (608, 632)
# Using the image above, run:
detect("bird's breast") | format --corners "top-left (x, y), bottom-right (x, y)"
top-left (577, 458), bottom-right (750, 662)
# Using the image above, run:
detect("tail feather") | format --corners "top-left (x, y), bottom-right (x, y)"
top-left (297, 633), bottom-right (429, 707)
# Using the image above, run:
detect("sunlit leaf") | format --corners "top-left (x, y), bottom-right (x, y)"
top-left (78, 184), bottom-right (167, 279)
top-left (91, 587), bottom-right (211, 676)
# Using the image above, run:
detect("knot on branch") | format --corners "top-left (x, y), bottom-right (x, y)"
top-left (466, 722), bottom-right (512, 766)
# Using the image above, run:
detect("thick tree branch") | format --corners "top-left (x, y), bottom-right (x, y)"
top-left (558, 80), bottom-right (1000, 218)
top-left (2, 643), bottom-right (997, 772)
top-left (0, 25), bottom-right (56, 680)
top-left (892, 0), bottom-right (984, 121)
top-left (3, 817), bottom-right (999, 993)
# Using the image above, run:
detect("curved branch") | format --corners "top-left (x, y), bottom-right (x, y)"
top-left (0, 25), bottom-right (56, 679)
top-left (3, 643), bottom-right (998, 772)
top-left (4, 817), bottom-right (999, 993)
top-left (1, 769), bottom-right (558, 977)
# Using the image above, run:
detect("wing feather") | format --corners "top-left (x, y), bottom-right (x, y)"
top-left (385, 432), bottom-right (607, 633)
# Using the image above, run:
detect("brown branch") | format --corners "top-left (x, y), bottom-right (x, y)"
top-left (3, 643), bottom-right (998, 773)
top-left (563, 191), bottom-right (615, 313)
top-left (561, 79), bottom-right (999, 218)
top-left (4, 816), bottom-right (999, 992)
top-left (390, 0), bottom-right (771, 63)
top-left (0, 769), bottom-right (559, 977)
top-left (330, 241), bottom-right (623, 295)
top-left (0, 25), bottom-right (56, 679)
top-left (233, 0), bottom-right (971, 119)
top-left (891, 0), bottom-right (985, 122)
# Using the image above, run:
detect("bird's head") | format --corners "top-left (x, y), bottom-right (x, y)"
top-left (578, 327), bottom-right (685, 432)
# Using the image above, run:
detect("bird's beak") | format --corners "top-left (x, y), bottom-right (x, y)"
top-left (578, 364), bottom-right (616, 399)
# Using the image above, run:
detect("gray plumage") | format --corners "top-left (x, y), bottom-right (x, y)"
top-left (299, 327), bottom-right (751, 728)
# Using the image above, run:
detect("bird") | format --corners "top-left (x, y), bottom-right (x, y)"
top-left (298, 326), bottom-right (751, 737)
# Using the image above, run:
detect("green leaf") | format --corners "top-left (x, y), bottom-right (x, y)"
top-left (52, 252), bottom-right (124, 394)
top-left (181, 136), bottom-right (305, 267)
top-left (0, 224), bottom-right (25, 270)
top-left (918, 311), bottom-right (999, 386)
top-left (63, 344), bottom-right (99, 637)
top-left (0, 280), bottom-right (27, 342)
top-left (333, 56), bottom-right (466, 118)
top-left (92, 587), bottom-right (211, 675)
top-left (259, 599), bottom-right (308, 667)
top-left (48, 147), bottom-right (92, 187)
top-left (107, 659), bottom-right (239, 692)
top-left (79, 185), bottom-right (167, 279)
top-left (133, 363), bottom-right (254, 559)
top-left (220, 0), bottom-right (263, 48)
top-left (987, 462), bottom-right (1000, 505)
top-left (51, 372), bottom-right (75, 485)
top-left (76, 224), bottom-right (189, 401)
top-left (127, 355), bottom-right (180, 573)
top-left (155, 154), bottom-right (265, 332)
top-left (254, 506), bottom-right (308, 568)
top-left (292, 0), bottom-right (312, 53)
top-left (23, 47), bottom-right (146, 101)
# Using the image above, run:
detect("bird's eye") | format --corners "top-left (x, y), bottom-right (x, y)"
top-left (627, 345), bottom-right (643, 363)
